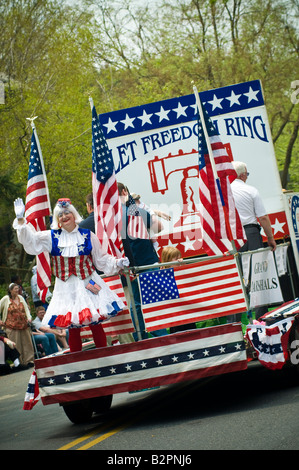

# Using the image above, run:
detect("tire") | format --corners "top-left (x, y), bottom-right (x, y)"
top-left (91, 394), bottom-right (113, 414)
top-left (62, 399), bottom-right (93, 424)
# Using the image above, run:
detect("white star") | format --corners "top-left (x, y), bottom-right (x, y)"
top-left (207, 94), bottom-right (223, 111)
top-left (156, 358), bottom-right (163, 365)
top-left (48, 378), bottom-right (55, 384)
top-left (103, 117), bottom-right (118, 133)
top-left (155, 106), bottom-right (170, 122)
top-left (219, 346), bottom-right (226, 353)
top-left (226, 90), bottom-right (242, 107)
top-left (180, 235), bottom-right (196, 252)
top-left (140, 361), bottom-right (147, 368)
top-left (94, 370), bottom-right (101, 376)
top-left (173, 102), bottom-right (188, 118)
top-left (171, 356), bottom-right (179, 362)
top-left (188, 352), bottom-right (194, 359)
top-left (64, 375), bottom-right (70, 382)
top-left (120, 113), bottom-right (136, 130)
top-left (244, 86), bottom-right (260, 102)
top-left (271, 218), bottom-right (286, 235)
top-left (79, 373), bottom-right (85, 380)
top-left (138, 110), bottom-right (153, 126)
top-left (203, 349), bottom-right (209, 356)
top-left (125, 364), bottom-right (132, 371)
top-left (110, 367), bottom-right (116, 374)
top-left (235, 343), bottom-right (242, 350)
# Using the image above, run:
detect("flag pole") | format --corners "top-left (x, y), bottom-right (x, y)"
top-left (193, 85), bottom-right (236, 251)
top-left (26, 116), bottom-right (52, 216)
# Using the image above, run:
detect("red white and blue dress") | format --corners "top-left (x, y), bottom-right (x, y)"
top-left (13, 220), bottom-right (125, 329)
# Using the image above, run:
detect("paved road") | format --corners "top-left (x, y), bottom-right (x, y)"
top-left (0, 361), bottom-right (298, 452)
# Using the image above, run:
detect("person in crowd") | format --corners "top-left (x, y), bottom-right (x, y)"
top-left (0, 327), bottom-right (23, 375)
top-left (160, 246), bottom-right (196, 333)
top-left (32, 305), bottom-right (68, 351)
top-left (0, 283), bottom-right (34, 367)
top-left (231, 161), bottom-right (276, 319)
top-left (118, 183), bottom-right (168, 340)
top-left (12, 197), bottom-right (129, 353)
top-left (79, 193), bottom-right (95, 231)
top-left (231, 161), bottom-right (276, 253)
top-left (130, 192), bottom-right (171, 253)
top-left (31, 318), bottom-right (59, 357)
top-left (160, 246), bottom-right (183, 265)
top-left (10, 274), bottom-right (29, 304)
top-left (30, 265), bottom-right (52, 310)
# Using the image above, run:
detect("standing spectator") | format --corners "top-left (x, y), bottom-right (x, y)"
top-left (11, 274), bottom-right (29, 304)
top-left (0, 283), bottom-right (34, 367)
top-left (231, 161), bottom-right (276, 319)
top-left (118, 183), bottom-right (167, 340)
top-left (0, 327), bottom-right (23, 375)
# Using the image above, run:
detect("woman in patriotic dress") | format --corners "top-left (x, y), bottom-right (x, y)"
top-left (13, 198), bottom-right (129, 352)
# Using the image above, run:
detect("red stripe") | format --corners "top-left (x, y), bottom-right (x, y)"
top-left (40, 361), bottom-right (247, 405)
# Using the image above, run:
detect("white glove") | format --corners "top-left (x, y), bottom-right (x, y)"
top-left (14, 198), bottom-right (25, 219)
top-left (117, 257), bottom-right (130, 269)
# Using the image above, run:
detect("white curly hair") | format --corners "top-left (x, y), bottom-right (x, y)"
top-left (51, 198), bottom-right (82, 229)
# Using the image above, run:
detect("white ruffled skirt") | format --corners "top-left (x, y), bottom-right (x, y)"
top-left (42, 272), bottom-right (125, 329)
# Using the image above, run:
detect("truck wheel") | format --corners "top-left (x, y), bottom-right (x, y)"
top-left (91, 394), bottom-right (113, 414)
top-left (62, 399), bottom-right (93, 424)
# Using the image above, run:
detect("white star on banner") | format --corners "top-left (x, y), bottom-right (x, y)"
top-left (155, 106), bottom-right (170, 122)
top-left (226, 90), bottom-right (242, 107)
top-left (138, 110), bottom-right (153, 126)
top-left (173, 102), bottom-right (188, 118)
top-left (208, 94), bottom-right (223, 111)
top-left (181, 235), bottom-right (196, 251)
top-left (103, 117), bottom-right (118, 133)
top-left (121, 113), bottom-right (136, 130)
top-left (271, 218), bottom-right (286, 235)
top-left (244, 86), bottom-right (260, 102)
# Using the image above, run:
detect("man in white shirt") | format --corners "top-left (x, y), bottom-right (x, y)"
top-left (231, 161), bottom-right (276, 319)
top-left (231, 161), bottom-right (276, 252)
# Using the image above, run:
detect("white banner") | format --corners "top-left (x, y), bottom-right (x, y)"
top-left (240, 252), bottom-right (251, 287)
top-left (274, 244), bottom-right (288, 276)
top-left (250, 250), bottom-right (283, 309)
top-left (99, 80), bottom-right (288, 258)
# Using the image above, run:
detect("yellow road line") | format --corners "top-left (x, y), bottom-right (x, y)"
top-left (59, 376), bottom-right (216, 450)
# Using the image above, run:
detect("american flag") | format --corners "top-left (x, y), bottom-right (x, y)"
top-left (25, 129), bottom-right (51, 302)
top-left (138, 255), bottom-right (247, 331)
top-left (23, 370), bottom-right (40, 410)
top-left (246, 317), bottom-right (295, 370)
top-left (197, 101), bottom-right (245, 255)
top-left (33, 323), bottom-right (246, 406)
top-left (91, 102), bottom-right (124, 257)
top-left (127, 194), bottom-right (150, 240)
